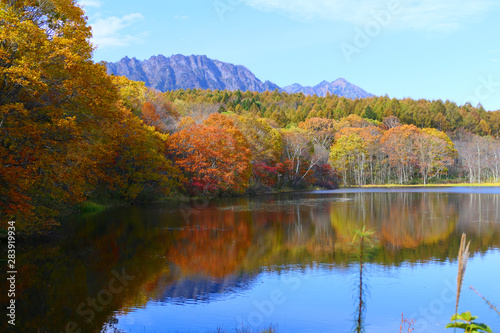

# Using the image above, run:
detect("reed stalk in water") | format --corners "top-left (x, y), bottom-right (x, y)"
top-left (470, 286), bottom-right (500, 317)
top-left (455, 233), bottom-right (470, 317)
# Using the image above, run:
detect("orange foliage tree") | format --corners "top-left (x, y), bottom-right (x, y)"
top-left (91, 107), bottom-right (182, 201)
top-left (0, 0), bottom-right (119, 231)
top-left (0, 1), bottom-right (183, 232)
top-left (380, 125), bottom-right (421, 184)
top-left (168, 114), bottom-right (252, 195)
top-left (415, 128), bottom-right (457, 184)
top-left (298, 117), bottom-right (336, 149)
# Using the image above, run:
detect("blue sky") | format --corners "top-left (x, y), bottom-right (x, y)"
top-left (79, 0), bottom-right (500, 111)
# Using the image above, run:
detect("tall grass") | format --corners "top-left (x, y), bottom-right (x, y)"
top-left (446, 233), bottom-right (494, 333)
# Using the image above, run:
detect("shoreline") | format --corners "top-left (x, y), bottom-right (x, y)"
top-left (360, 183), bottom-right (500, 188)
top-left (8, 183), bottom-right (498, 239)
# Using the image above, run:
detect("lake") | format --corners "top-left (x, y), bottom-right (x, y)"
top-left (3, 188), bottom-right (500, 332)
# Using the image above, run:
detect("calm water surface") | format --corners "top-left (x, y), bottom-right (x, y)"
top-left (3, 187), bottom-right (500, 332)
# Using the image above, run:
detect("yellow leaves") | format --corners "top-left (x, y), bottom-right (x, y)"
top-left (112, 76), bottom-right (148, 115)
top-left (89, 104), bottom-right (183, 201)
top-left (335, 114), bottom-right (371, 131)
top-left (176, 116), bottom-right (195, 130)
top-left (422, 128), bottom-right (457, 157)
top-left (146, 125), bottom-right (169, 141)
top-left (477, 119), bottom-right (491, 136)
top-left (330, 133), bottom-right (366, 165)
top-left (1, 1), bottom-right (98, 113)
top-left (0, 0), bottom-right (128, 231)
top-left (231, 114), bottom-right (283, 163)
top-left (55, 116), bottom-right (77, 127)
top-left (330, 118), bottom-right (458, 185)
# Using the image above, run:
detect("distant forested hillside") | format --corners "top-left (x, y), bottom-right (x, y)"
top-left (162, 88), bottom-right (500, 136)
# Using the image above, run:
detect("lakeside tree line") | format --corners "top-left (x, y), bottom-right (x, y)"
top-left (162, 89), bottom-right (500, 186)
top-left (1, 0), bottom-right (499, 233)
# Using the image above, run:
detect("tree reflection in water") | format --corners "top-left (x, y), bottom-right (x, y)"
top-left (2, 191), bottom-right (499, 332)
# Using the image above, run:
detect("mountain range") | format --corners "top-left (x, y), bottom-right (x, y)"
top-left (106, 54), bottom-right (374, 99)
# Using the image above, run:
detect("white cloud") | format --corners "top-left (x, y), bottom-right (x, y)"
top-left (174, 15), bottom-right (190, 20)
top-left (90, 13), bottom-right (145, 48)
top-left (79, 0), bottom-right (102, 8)
top-left (241, 0), bottom-right (494, 32)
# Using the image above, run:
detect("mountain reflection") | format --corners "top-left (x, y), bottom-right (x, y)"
top-left (158, 273), bottom-right (256, 305)
top-left (2, 191), bottom-right (500, 332)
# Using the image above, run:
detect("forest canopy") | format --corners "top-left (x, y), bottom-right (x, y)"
top-left (1, 0), bottom-right (499, 234)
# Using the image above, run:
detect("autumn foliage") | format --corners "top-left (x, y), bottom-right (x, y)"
top-left (2, 0), bottom-right (499, 235)
top-left (330, 121), bottom-right (457, 185)
top-left (168, 114), bottom-right (252, 195)
top-left (0, 1), bottom-right (181, 232)
top-left (167, 211), bottom-right (252, 278)
top-left (0, 0), bottom-right (117, 231)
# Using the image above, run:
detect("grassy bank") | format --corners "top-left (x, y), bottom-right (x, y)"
top-left (78, 201), bottom-right (107, 214)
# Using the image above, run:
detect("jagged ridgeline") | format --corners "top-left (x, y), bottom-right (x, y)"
top-left (105, 54), bottom-right (373, 99)
top-left (106, 55), bottom-right (498, 135)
